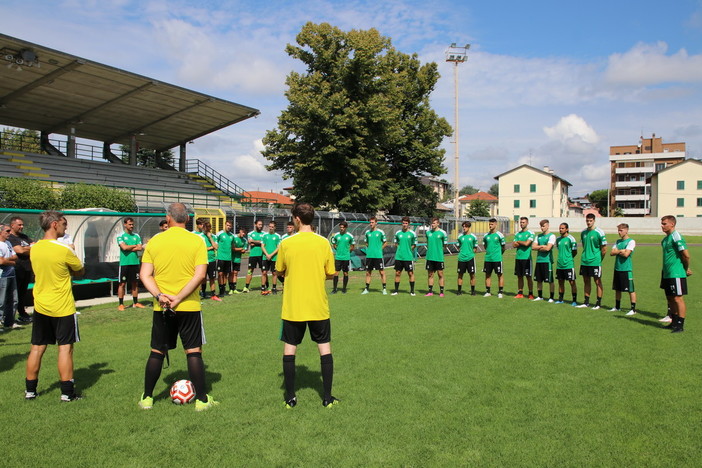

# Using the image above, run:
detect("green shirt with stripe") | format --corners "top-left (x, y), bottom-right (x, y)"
top-left (661, 231), bottom-right (688, 278)
top-left (614, 238), bottom-right (635, 272)
top-left (216, 230), bottom-right (235, 261)
top-left (198, 232), bottom-right (217, 262)
top-left (364, 229), bottom-right (386, 259)
top-left (556, 235), bottom-right (577, 270)
top-left (117, 232), bottom-right (142, 266)
top-left (483, 232), bottom-right (505, 262)
top-left (514, 230), bottom-right (535, 261)
top-left (457, 233), bottom-right (478, 262)
top-left (535, 232), bottom-right (556, 264)
top-left (248, 230), bottom-right (265, 257)
top-left (426, 228), bottom-right (447, 262)
top-left (580, 228), bottom-right (607, 267)
top-left (263, 232), bottom-right (282, 261)
top-left (232, 236), bottom-right (247, 264)
top-left (394, 229), bottom-right (417, 261)
top-left (331, 232), bottom-right (355, 261)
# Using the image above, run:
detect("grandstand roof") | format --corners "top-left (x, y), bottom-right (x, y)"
top-left (0, 34), bottom-right (260, 152)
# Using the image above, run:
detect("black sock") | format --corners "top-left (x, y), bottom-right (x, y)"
top-left (583, 295), bottom-right (590, 305)
top-left (132, 296), bottom-right (139, 305)
top-left (457, 284), bottom-right (462, 292)
top-left (60, 380), bottom-right (75, 397)
top-left (537, 289), bottom-right (543, 298)
top-left (498, 287), bottom-right (504, 294)
top-left (283, 355), bottom-right (296, 400)
top-left (615, 300), bottom-right (621, 309)
top-left (320, 354), bottom-right (334, 401)
top-left (187, 352), bottom-right (208, 402)
top-left (410, 281), bottom-right (415, 293)
top-left (428, 285), bottom-right (433, 293)
top-left (382, 283), bottom-right (386, 290)
top-left (471, 286), bottom-right (475, 293)
top-left (394, 281), bottom-right (399, 293)
top-left (143, 351), bottom-right (164, 398)
top-left (486, 287), bottom-right (491, 294)
top-left (549, 291), bottom-right (554, 299)
top-left (342, 276), bottom-right (348, 290)
top-left (25, 379), bottom-right (38, 393)
top-left (219, 285), bottom-right (226, 296)
top-left (365, 282), bottom-right (370, 291)
top-left (596, 297), bottom-right (602, 306)
top-left (558, 293), bottom-right (564, 301)
top-left (333, 276), bottom-right (339, 290)
top-left (518, 290), bottom-right (523, 295)
top-left (440, 286), bottom-right (444, 294)
top-left (119, 298), bottom-right (124, 305)
top-left (229, 282), bottom-right (236, 291)
top-left (631, 302), bottom-right (636, 311)
top-left (572, 294), bottom-right (577, 303)
top-left (246, 282), bottom-right (250, 289)
top-left (528, 290), bottom-right (533, 297)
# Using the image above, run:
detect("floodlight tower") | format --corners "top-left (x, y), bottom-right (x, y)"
top-left (445, 43), bottom-right (470, 232)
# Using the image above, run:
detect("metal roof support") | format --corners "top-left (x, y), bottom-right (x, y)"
top-left (0, 59), bottom-right (83, 107)
top-left (179, 143), bottom-right (186, 172)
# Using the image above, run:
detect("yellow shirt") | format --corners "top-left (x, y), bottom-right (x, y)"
top-left (31, 240), bottom-right (83, 317)
top-left (142, 226), bottom-right (208, 311)
top-left (275, 231), bottom-right (335, 322)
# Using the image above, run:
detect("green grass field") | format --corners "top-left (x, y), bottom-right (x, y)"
top-left (1, 245), bottom-right (700, 467)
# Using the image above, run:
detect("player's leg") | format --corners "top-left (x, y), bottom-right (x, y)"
top-left (379, 266), bottom-right (387, 293)
top-left (333, 270), bottom-right (340, 293)
top-left (342, 271), bottom-right (349, 293)
top-left (363, 266), bottom-right (372, 293)
top-left (408, 269), bottom-right (415, 295)
top-left (582, 274), bottom-right (592, 305)
top-left (437, 269), bottom-right (445, 296)
top-left (594, 275), bottom-right (603, 308)
top-left (485, 269), bottom-right (492, 296)
top-left (117, 267), bottom-right (127, 310)
top-left (131, 278), bottom-right (142, 307)
top-left (25, 344), bottom-right (47, 385)
top-left (57, 343), bottom-right (79, 399)
top-left (569, 280), bottom-right (578, 304)
top-left (457, 272), bottom-right (464, 294)
top-left (245, 267), bottom-right (253, 292)
top-left (393, 267), bottom-right (402, 294)
top-left (282, 342), bottom-right (298, 406)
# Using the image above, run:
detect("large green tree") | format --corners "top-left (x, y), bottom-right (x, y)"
top-left (262, 22), bottom-right (451, 215)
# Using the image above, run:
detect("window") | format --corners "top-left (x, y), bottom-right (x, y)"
top-left (529, 200), bottom-right (536, 208)
top-left (655, 163), bottom-right (665, 172)
top-left (677, 198), bottom-right (684, 207)
top-left (530, 184), bottom-right (536, 193)
top-left (514, 184), bottom-right (520, 193)
top-left (677, 180), bottom-right (685, 190)
top-left (697, 198), bottom-right (702, 207)
top-left (697, 180), bottom-right (702, 190)
top-left (514, 200), bottom-right (520, 208)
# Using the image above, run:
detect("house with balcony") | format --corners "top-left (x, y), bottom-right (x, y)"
top-left (609, 134), bottom-right (686, 216)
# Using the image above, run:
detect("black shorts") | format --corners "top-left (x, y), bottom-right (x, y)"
top-left (556, 268), bottom-right (576, 281)
top-left (31, 311), bottom-right (80, 346)
top-left (232, 261), bottom-right (241, 272)
top-left (280, 319), bottom-right (331, 345)
top-left (216, 260), bottom-right (232, 274)
top-left (335, 260), bottom-right (350, 272)
top-left (579, 265), bottom-right (602, 278)
top-left (514, 259), bottom-right (532, 277)
top-left (366, 258), bottom-right (384, 271)
top-left (457, 259), bottom-right (476, 275)
top-left (119, 264), bottom-right (140, 284)
top-left (483, 261), bottom-right (502, 275)
top-left (612, 270), bottom-right (635, 292)
top-left (263, 259), bottom-right (276, 272)
top-left (206, 261), bottom-right (217, 280)
top-left (248, 256), bottom-right (263, 271)
top-left (150, 310), bottom-right (205, 351)
top-left (534, 263), bottom-right (553, 283)
top-left (425, 260), bottom-right (444, 272)
top-left (660, 277), bottom-right (687, 296)
top-left (395, 260), bottom-right (414, 272)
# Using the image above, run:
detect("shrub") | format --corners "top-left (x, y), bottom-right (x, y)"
top-left (59, 183), bottom-right (135, 212)
top-left (0, 177), bottom-right (58, 209)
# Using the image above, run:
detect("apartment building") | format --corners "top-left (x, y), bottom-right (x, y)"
top-left (649, 159), bottom-right (702, 217)
top-left (609, 134), bottom-right (686, 216)
top-left (495, 165), bottom-right (571, 220)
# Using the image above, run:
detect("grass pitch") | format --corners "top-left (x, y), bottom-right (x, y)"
top-left (1, 245), bottom-right (700, 467)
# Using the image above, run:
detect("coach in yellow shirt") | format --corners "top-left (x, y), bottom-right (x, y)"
top-left (276, 203), bottom-right (338, 409)
top-left (25, 211), bottom-right (84, 402)
top-left (138, 203), bottom-right (217, 411)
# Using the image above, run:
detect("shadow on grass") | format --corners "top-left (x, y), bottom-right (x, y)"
top-left (0, 352), bottom-right (26, 372)
top-left (153, 366), bottom-right (222, 401)
top-left (43, 362), bottom-right (115, 396)
top-left (278, 365), bottom-right (323, 399)
top-left (612, 308), bottom-right (670, 329)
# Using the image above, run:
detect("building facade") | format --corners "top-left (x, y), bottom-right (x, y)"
top-left (494, 165), bottom-right (571, 221)
top-left (649, 159), bottom-right (702, 218)
top-left (457, 191), bottom-right (498, 217)
top-left (609, 134), bottom-right (686, 216)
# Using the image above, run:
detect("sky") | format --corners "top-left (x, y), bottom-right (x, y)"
top-left (2, 0), bottom-right (702, 198)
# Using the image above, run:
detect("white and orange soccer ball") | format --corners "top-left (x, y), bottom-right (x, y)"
top-left (170, 380), bottom-right (195, 405)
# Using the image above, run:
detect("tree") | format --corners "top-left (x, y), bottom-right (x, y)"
top-left (467, 199), bottom-right (490, 217)
top-left (1, 128), bottom-right (41, 153)
top-left (588, 189), bottom-right (608, 216)
top-left (59, 183), bottom-right (135, 212)
top-left (119, 146), bottom-right (175, 169)
top-left (262, 22), bottom-right (451, 216)
top-left (459, 185), bottom-right (479, 196)
top-left (0, 177), bottom-right (57, 210)
top-left (488, 183), bottom-right (499, 197)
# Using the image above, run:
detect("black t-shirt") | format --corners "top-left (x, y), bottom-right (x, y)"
top-left (8, 232), bottom-right (33, 271)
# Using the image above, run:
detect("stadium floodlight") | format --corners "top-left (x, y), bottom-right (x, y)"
top-left (445, 43), bottom-right (470, 233)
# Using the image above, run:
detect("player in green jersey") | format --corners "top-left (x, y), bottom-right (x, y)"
top-left (392, 217), bottom-right (417, 296)
top-left (228, 227), bottom-right (247, 293)
top-left (262, 221), bottom-right (282, 295)
top-left (330, 221), bottom-right (355, 294)
top-left (531, 219), bottom-right (556, 302)
top-left (117, 217), bottom-right (144, 310)
top-left (482, 218), bottom-right (506, 298)
top-left (609, 223), bottom-right (637, 315)
top-left (456, 221), bottom-right (478, 296)
top-left (216, 220), bottom-right (235, 296)
top-left (577, 213), bottom-right (607, 309)
top-left (659, 215), bottom-right (692, 333)
top-left (555, 223), bottom-right (578, 305)
top-left (362, 216), bottom-right (387, 295)
top-left (245, 219), bottom-right (265, 293)
top-left (425, 217), bottom-right (448, 297)
top-left (282, 222), bottom-right (295, 240)
top-left (513, 217), bottom-right (535, 299)
top-left (199, 221), bottom-right (220, 301)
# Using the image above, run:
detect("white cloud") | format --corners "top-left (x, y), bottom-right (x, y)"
top-left (543, 114), bottom-right (600, 153)
top-left (604, 42), bottom-right (702, 86)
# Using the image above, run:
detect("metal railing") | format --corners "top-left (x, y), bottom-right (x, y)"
top-left (184, 159), bottom-right (246, 199)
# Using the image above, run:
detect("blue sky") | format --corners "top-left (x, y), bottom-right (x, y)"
top-left (3, 0), bottom-right (702, 197)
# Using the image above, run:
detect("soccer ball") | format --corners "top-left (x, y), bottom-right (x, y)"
top-left (170, 380), bottom-right (195, 405)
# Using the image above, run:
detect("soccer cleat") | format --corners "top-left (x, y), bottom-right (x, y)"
top-left (382, 289), bottom-right (387, 295)
top-left (211, 295), bottom-right (222, 301)
top-left (8, 323), bottom-right (23, 329)
top-left (439, 293), bottom-right (444, 297)
top-left (342, 289), bottom-right (347, 294)
top-left (659, 316), bottom-right (672, 323)
top-left (138, 394), bottom-right (153, 410)
top-left (232, 289), bottom-right (241, 294)
top-left (571, 302), bottom-right (578, 307)
top-left (532, 297), bottom-right (543, 301)
top-left (261, 290), bottom-right (271, 296)
top-left (410, 292), bottom-right (416, 296)
top-left (425, 292), bottom-right (434, 297)
top-left (625, 310), bottom-right (636, 316)
top-left (514, 293), bottom-right (524, 299)
top-left (25, 391), bottom-right (36, 400)
top-left (118, 304), bottom-right (125, 311)
top-left (272, 289), bottom-right (278, 295)
top-left (528, 295), bottom-right (535, 300)
top-left (483, 292), bottom-right (492, 297)
top-left (195, 395), bottom-right (219, 412)
top-left (671, 326), bottom-right (684, 334)
top-left (322, 396), bottom-right (340, 408)
top-left (456, 291), bottom-right (463, 296)
top-left (470, 291), bottom-right (476, 296)
top-left (361, 289), bottom-right (369, 295)
top-left (331, 290), bottom-right (338, 294)
top-left (497, 293), bottom-right (503, 299)
top-left (591, 305), bottom-right (601, 310)
top-left (284, 396), bottom-right (297, 409)
top-left (609, 307), bottom-right (619, 312)
top-left (17, 315), bottom-right (32, 323)
top-left (554, 300), bottom-right (564, 304)
top-left (575, 304), bottom-right (588, 308)
top-left (60, 393), bottom-right (83, 402)
top-left (132, 303), bottom-right (146, 308)
top-left (242, 288), bottom-right (250, 293)
top-left (547, 298), bottom-right (555, 303)
top-left (391, 291), bottom-right (398, 296)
